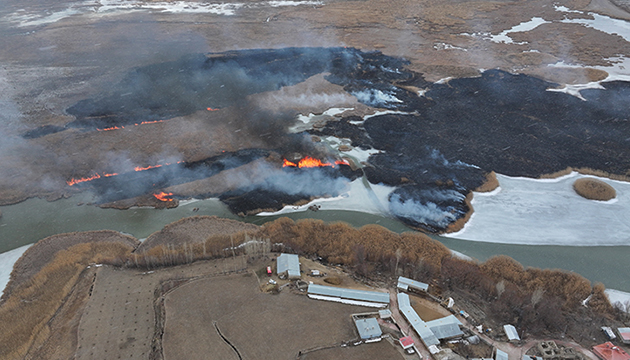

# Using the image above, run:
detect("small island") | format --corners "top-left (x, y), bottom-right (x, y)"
top-left (573, 178), bottom-right (617, 201)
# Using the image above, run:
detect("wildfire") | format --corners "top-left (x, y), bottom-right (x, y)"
top-left (96, 120), bottom-right (165, 131)
top-left (153, 192), bottom-right (174, 202)
top-left (206, 107), bottom-right (220, 111)
top-left (66, 161), bottom-right (184, 186)
top-left (282, 156), bottom-right (349, 168)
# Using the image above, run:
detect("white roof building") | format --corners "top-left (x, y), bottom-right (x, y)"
top-left (398, 276), bottom-right (429, 292)
top-left (307, 284), bottom-right (390, 307)
top-left (504, 324), bottom-right (520, 341)
top-left (355, 318), bottom-right (382, 339)
top-left (277, 253), bottom-right (300, 279)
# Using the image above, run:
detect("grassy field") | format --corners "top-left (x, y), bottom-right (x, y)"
top-left (163, 272), bottom-right (401, 360)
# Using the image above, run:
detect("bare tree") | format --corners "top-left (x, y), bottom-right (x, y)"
top-left (496, 280), bottom-right (506, 299)
top-left (531, 287), bottom-right (544, 306)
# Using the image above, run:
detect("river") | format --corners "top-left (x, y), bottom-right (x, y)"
top-left (1, 193), bottom-right (628, 292)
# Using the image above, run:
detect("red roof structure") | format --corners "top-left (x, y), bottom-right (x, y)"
top-left (399, 336), bottom-right (414, 349)
top-left (592, 342), bottom-right (630, 360)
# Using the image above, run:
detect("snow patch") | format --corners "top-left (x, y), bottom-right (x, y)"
top-left (0, 244), bottom-right (32, 297)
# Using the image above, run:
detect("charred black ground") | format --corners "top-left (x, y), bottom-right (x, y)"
top-left (47, 47), bottom-right (630, 232)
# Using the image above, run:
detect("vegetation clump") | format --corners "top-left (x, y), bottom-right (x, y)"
top-left (573, 178), bottom-right (616, 201)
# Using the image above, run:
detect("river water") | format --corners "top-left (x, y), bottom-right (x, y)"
top-left (1, 193), bottom-right (628, 292)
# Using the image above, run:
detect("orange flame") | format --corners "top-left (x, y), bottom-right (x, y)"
top-left (153, 192), bottom-right (174, 202)
top-left (66, 173), bottom-right (101, 186)
top-left (96, 120), bottom-right (164, 131)
top-left (134, 164), bottom-right (162, 172)
top-left (207, 107), bottom-right (220, 111)
top-left (282, 156), bottom-right (349, 168)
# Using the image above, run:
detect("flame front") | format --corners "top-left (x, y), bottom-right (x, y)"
top-left (282, 156), bottom-right (349, 168)
top-left (66, 161), bottom-right (184, 186)
top-left (153, 192), bottom-right (174, 202)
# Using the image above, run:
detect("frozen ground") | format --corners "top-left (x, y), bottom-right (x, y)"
top-left (0, 244), bottom-right (31, 297)
top-left (444, 172), bottom-right (630, 246)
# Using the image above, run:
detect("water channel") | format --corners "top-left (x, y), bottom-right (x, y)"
top-left (1, 193), bottom-right (628, 292)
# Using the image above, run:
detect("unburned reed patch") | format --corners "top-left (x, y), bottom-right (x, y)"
top-left (0, 241), bottom-right (135, 360)
top-left (573, 178), bottom-right (616, 201)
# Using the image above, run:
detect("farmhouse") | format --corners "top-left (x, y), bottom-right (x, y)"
top-left (277, 253), bottom-right (300, 279)
top-left (426, 315), bottom-right (464, 340)
top-left (354, 318), bottom-right (382, 340)
top-left (398, 276), bottom-right (429, 293)
top-left (307, 284), bottom-right (390, 308)
top-left (397, 292), bottom-right (440, 346)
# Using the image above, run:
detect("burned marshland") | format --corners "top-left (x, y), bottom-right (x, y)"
top-left (13, 47), bottom-right (630, 232)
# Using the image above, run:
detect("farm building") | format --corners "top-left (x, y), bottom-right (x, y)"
top-left (307, 284), bottom-right (390, 307)
top-left (397, 293), bottom-right (440, 346)
top-left (398, 276), bottom-right (429, 292)
top-left (617, 328), bottom-right (630, 344)
top-left (399, 336), bottom-right (414, 349)
top-left (504, 324), bottom-right (520, 341)
top-left (426, 315), bottom-right (464, 340)
top-left (496, 349), bottom-right (509, 360)
top-left (379, 309), bottom-right (392, 319)
top-left (592, 342), bottom-right (630, 360)
top-left (354, 318), bottom-right (382, 340)
top-left (277, 253), bottom-right (300, 279)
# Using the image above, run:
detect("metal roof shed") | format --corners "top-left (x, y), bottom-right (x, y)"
top-left (504, 324), bottom-right (520, 341)
top-left (398, 276), bottom-right (429, 292)
top-left (355, 318), bottom-right (382, 339)
top-left (277, 253), bottom-right (300, 279)
top-left (397, 293), bottom-right (440, 346)
top-left (429, 323), bottom-right (464, 339)
top-left (496, 349), bottom-right (509, 360)
top-left (307, 284), bottom-right (390, 304)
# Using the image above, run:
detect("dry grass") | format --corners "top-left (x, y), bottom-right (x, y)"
top-left (3, 230), bottom-right (139, 300)
top-left (573, 178), bottom-right (616, 201)
top-left (475, 171), bottom-right (499, 193)
top-left (445, 191), bottom-right (474, 234)
top-left (539, 166), bottom-right (630, 182)
top-left (0, 241), bottom-right (135, 360)
top-left (136, 215), bottom-right (259, 253)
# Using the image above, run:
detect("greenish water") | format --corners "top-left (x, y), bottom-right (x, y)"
top-left (1, 195), bottom-right (628, 291)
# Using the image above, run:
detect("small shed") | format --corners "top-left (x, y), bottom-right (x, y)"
top-left (355, 318), bottom-right (382, 340)
top-left (379, 309), bottom-right (392, 319)
top-left (399, 336), bottom-right (414, 349)
top-left (617, 328), bottom-right (630, 344)
top-left (504, 324), bottom-right (520, 341)
top-left (495, 349), bottom-right (509, 360)
top-left (277, 253), bottom-right (300, 279)
top-left (398, 276), bottom-right (429, 292)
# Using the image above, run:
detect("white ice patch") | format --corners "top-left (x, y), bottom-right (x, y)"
top-left (257, 178), bottom-right (394, 216)
top-left (8, 0), bottom-right (324, 26)
top-left (489, 17), bottom-right (550, 44)
top-left (349, 110), bottom-right (413, 125)
top-left (321, 135), bottom-right (380, 163)
top-left (606, 289), bottom-right (630, 312)
top-left (560, 12), bottom-right (630, 42)
top-left (0, 244), bottom-right (32, 297)
top-left (444, 172), bottom-right (630, 245)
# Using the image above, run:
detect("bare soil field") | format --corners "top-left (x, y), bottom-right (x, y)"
top-left (409, 294), bottom-right (452, 322)
top-left (163, 272), bottom-right (388, 360)
top-left (74, 257), bottom-right (247, 360)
